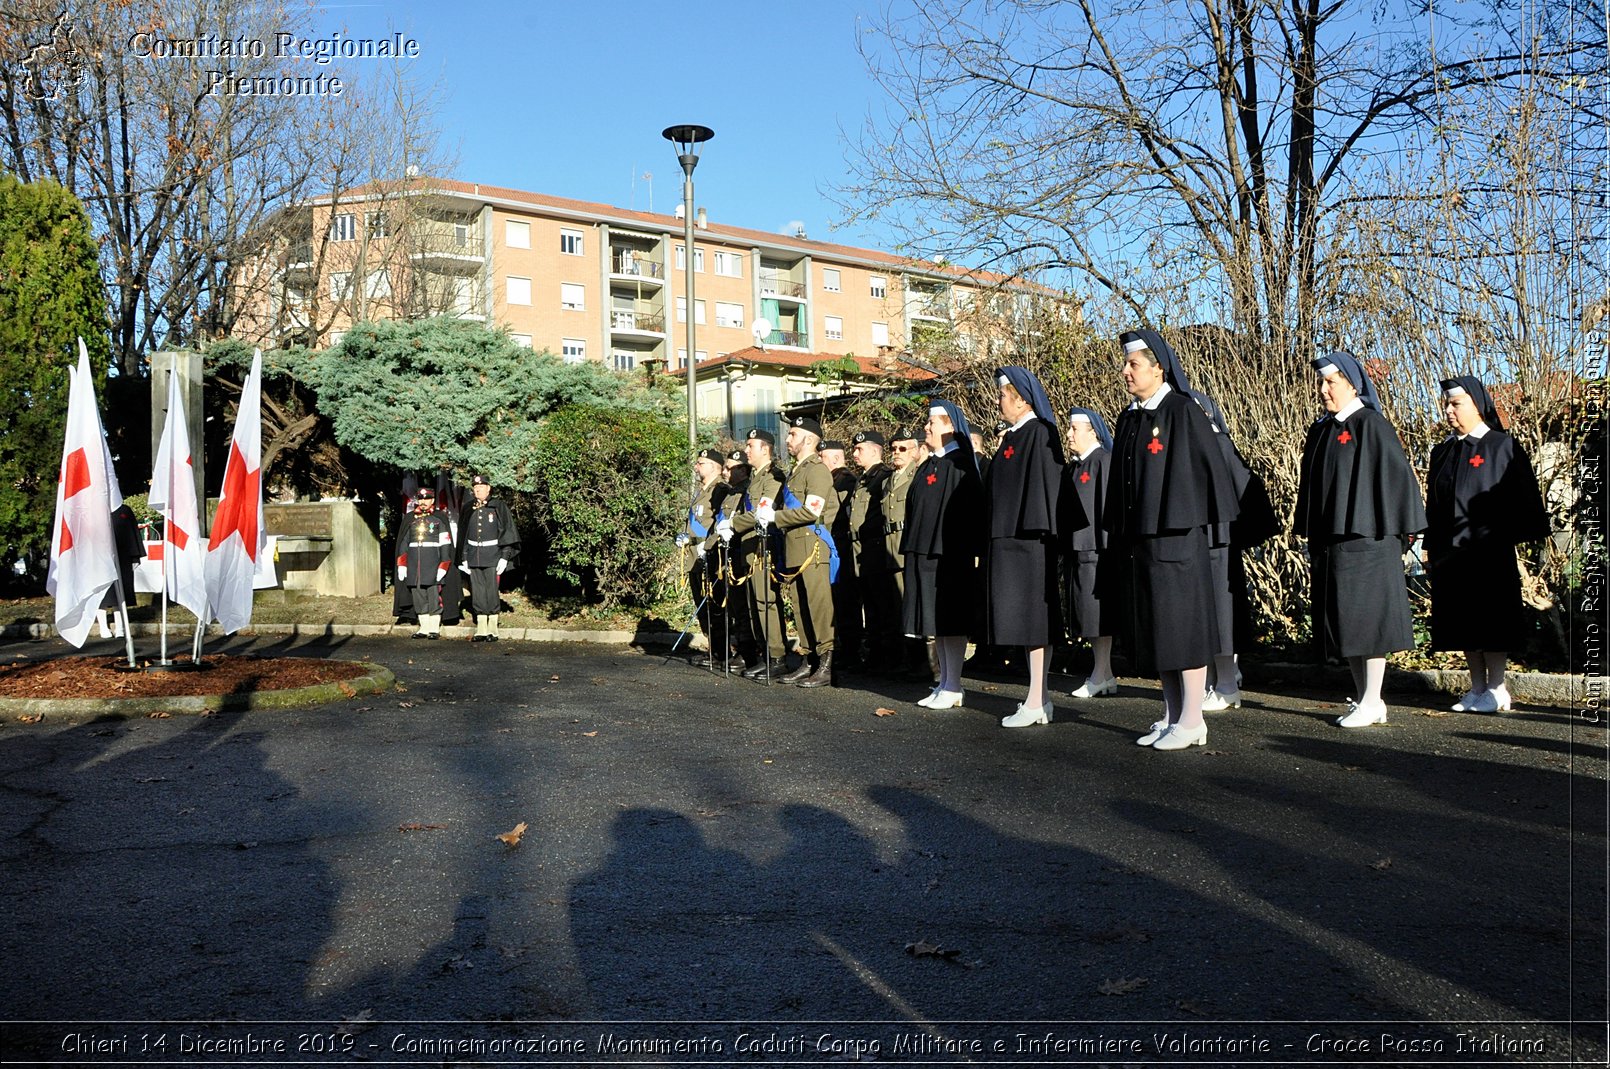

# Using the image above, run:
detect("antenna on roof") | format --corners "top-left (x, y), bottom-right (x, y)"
top-left (751, 317), bottom-right (773, 353)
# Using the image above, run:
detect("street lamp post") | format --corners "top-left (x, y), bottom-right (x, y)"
top-left (662, 124), bottom-right (714, 463)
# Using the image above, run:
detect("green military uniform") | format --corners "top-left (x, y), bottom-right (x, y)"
top-left (776, 446), bottom-right (838, 679)
top-left (881, 442), bottom-right (930, 677)
top-left (729, 452), bottom-right (788, 668)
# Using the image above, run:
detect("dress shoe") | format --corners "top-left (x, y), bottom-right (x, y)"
top-left (1136, 720), bottom-right (1168, 746)
top-left (485, 634), bottom-right (499, 643)
top-left (1201, 687), bottom-right (1242, 711)
top-left (779, 659), bottom-right (815, 685)
top-left (923, 689), bottom-right (964, 710)
top-left (1337, 699), bottom-right (1388, 728)
top-left (742, 657), bottom-right (788, 680)
top-left (796, 652), bottom-right (834, 688)
top-left (471, 634), bottom-right (488, 643)
top-left (1069, 676), bottom-right (1117, 699)
top-left (1451, 689), bottom-right (1482, 712)
top-left (411, 632), bottom-right (430, 640)
top-left (1488, 684), bottom-right (1513, 711)
top-left (1000, 703), bottom-right (1050, 728)
top-left (1152, 722), bottom-right (1207, 750)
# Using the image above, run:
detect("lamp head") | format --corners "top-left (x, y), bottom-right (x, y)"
top-left (662, 124), bottom-right (714, 173)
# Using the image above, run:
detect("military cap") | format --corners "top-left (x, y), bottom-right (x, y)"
top-left (817, 439), bottom-right (846, 452)
top-left (784, 414), bottom-right (824, 438)
top-left (745, 427), bottom-right (775, 446)
top-left (697, 447), bottom-right (725, 464)
top-left (469, 474), bottom-right (490, 486)
top-left (890, 427), bottom-right (919, 443)
top-left (726, 449), bottom-right (746, 464)
top-left (852, 430), bottom-right (885, 446)
top-left (415, 487), bottom-right (435, 500)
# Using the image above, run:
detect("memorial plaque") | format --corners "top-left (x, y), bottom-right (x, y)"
top-left (264, 502), bottom-right (335, 539)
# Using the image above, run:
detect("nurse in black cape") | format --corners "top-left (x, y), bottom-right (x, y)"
top-left (1060, 406), bottom-right (1117, 699)
top-left (1427, 375), bottom-right (1549, 713)
top-left (1105, 330), bottom-right (1241, 751)
top-left (987, 366), bottom-right (1064, 728)
top-left (1294, 352), bottom-right (1427, 728)
top-left (901, 400), bottom-right (986, 709)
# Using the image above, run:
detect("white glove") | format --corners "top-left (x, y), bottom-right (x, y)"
top-left (674, 533), bottom-right (690, 548)
top-left (715, 517), bottom-right (733, 542)
top-left (755, 503), bottom-right (776, 528)
top-left (397, 565), bottom-right (408, 581)
top-left (459, 562), bottom-right (471, 575)
top-left (496, 558), bottom-right (508, 576)
top-left (696, 542), bottom-right (708, 560)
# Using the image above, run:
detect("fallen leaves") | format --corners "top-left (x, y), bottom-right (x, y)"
top-left (16, 712), bottom-right (42, 724)
top-left (398, 822), bottom-right (447, 833)
top-left (548, 674), bottom-right (561, 683)
top-left (146, 710), bottom-right (171, 719)
top-left (1417, 709), bottom-right (1452, 718)
top-left (874, 707), bottom-right (897, 717)
top-left (1098, 976), bottom-right (1149, 995)
top-left (1370, 857), bottom-right (1393, 871)
top-left (905, 939), bottom-right (962, 961)
top-left (580, 730), bottom-right (598, 737)
top-left (495, 821), bottom-right (529, 847)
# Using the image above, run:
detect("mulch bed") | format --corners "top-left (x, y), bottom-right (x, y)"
top-left (0, 655), bottom-right (372, 700)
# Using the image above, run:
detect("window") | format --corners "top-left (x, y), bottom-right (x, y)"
top-left (560, 228), bottom-right (584, 256)
top-left (713, 251), bottom-right (742, 277)
top-left (715, 301), bottom-right (744, 329)
top-left (449, 276), bottom-right (478, 316)
top-left (329, 213), bottom-right (355, 242)
top-left (753, 388), bottom-right (779, 438)
top-left (675, 297), bottom-right (706, 324)
top-left (612, 352), bottom-right (637, 372)
top-left (366, 211), bottom-right (388, 239)
top-left (871, 321), bottom-right (889, 347)
top-left (329, 271), bottom-right (352, 301)
top-left (869, 275), bottom-right (887, 299)
top-left (560, 282), bottom-right (585, 310)
top-left (511, 333), bottom-right (533, 348)
top-left (822, 268), bottom-right (841, 292)
top-left (677, 349), bottom-right (708, 368)
top-left (453, 222), bottom-right (472, 248)
top-left (562, 338), bottom-right (586, 364)
top-left (364, 269), bottom-right (391, 299)
top-left (824, 315), bottom-right (844, 341)
top-left (674, 245), bottom-right (704, 272)
top-left (505, 220), bottom-right (530, 249)
top-left (506, 276), bottom-right (531, 305)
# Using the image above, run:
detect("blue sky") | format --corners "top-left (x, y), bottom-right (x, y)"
top-left (328, 0), bottom-right (899, 252)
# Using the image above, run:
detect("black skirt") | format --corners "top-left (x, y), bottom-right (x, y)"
top-left (986, 536), bottom-right (1059, 647)
top-left (1430, 542), bottom-right (1526, 651)
top-left (903, 553), bottom-right (980, 639)
top-left (1063, 550), bottom-right (1112, 639)
top-left (1208, 544), bottom-right (1236, 657)
top-left (1118, 527), bottom-right (1222, 674)
top-left (1311, 535), bottom-right (1416, 659)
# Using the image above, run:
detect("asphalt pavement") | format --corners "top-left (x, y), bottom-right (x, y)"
top-left (0, 632), bottom-right (1604, 1067)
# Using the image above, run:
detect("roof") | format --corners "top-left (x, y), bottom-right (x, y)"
top-left (327, 177), bottom-right (1054, 293)
top-left (693, 346), bottom-right (937, 381)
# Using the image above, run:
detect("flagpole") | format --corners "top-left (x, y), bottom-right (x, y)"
top-left (112, 572), bottom-right (137, 669)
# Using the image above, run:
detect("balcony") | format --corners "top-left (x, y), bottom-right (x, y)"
top-left (611, 308), bottom-right (666, 338)
top-left (906, 294), bottom-right (951, 320)
top-left (759, 271), bottom-right (807, 301)
top-left (409, 221), bottom-right (484, 270)
top-left (765, 329), bottom-right (809, 348)
top-left (611, 253), bottom-right (664, 281)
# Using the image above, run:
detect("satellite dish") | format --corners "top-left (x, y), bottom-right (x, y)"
top-left (750, 318), bottom-right (773, 348)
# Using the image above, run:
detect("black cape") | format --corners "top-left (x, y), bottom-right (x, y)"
top-left (1059, 447), bottom-right (1110, 554)
top-left (1295, 407), bottom-right (1427, 541)
top-left (1425, 430), bottom-right (1548, 554)
top-left (1104, 390), bottom-right (1241, 542)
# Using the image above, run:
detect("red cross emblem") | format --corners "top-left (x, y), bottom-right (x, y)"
top-left (1146, 438), bottom-right (1164, 454)
top-left (1002, 446), bottom-right (1015, 459)
top-left (1079, 471), bottom-right (1090, 484)
top-left (925, 472), bottom-right (937, 485)
top-left (1469, 454), bottom-right (1484, 468)
top-left (1337, 430), bottom-right (1352, 444)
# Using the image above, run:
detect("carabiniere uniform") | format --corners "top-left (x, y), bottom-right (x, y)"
top-left (456, 478), bottom-right (520, 642)
top-left (395, 494), bottom-right (455, 638)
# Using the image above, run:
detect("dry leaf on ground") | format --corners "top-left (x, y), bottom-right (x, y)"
top-left (495, 821), bottom-right (529, 847)
top-left (1371, 857), bottom-right (1393, 871)
top-left (874, 707), bottom-right (897, 717)
top-left (146, 710), bottom-right (171, 719)
top-left (399, 822), bottom-right (448, 833)
top-left (16, 712), bottom-right (42, 724)
top-left (581, 730), bottom-right (598, 737)
top-left (1098, 976), bottom-right (1149, 995)
top-left (1417, 709), bottom-right (1451, 718)
top-left (905, 939), bottom-right (961, 961)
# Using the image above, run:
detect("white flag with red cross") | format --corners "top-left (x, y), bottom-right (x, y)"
top-left (205, 350), bottom-right (264, 633)
top-left (46, 340), bottom-right (123, 647)
top-left (147, 367), bottom-right (209, 621)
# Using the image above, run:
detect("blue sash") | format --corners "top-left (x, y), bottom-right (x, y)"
top-left (780, 484), bottom-right (841, 582)
top-left (687, 503), bottom-right (710, 539)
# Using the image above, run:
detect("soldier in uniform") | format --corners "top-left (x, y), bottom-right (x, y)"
top-left (678, 448), bottom-right (729, 667)
top-left (880, 426), bottom-right (928, 679)
top-left (847, 430), bottom-right (895, 668)
top-left (717, 429), bottom-right (790, 680)
top-left (819, 438), bottom-right (862, 670)
top-left (455, 474), bottom-right (521, 642)
top-left (707, 450), bottom-right (755, 671)
top-left (394, 487), bottom-right (455, 639)
top-left (771, 415), bottom-right (839, 687)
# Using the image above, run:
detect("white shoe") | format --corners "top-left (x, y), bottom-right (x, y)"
top-left (1136, 720), bottom-right (1168, 746)
top-left (1001, 703), bottom-right (1050, 728)
top-left (1152, 722), bottom-right (1207, 750)
top-left (1451, 689), bottom-right (1482, 712)
top-left (1488, 684), bottom-right (1513, 712)
top-left (1069, 676), bottom-right (1117, 698)
top-left (1337, 699), bottom-right (1388, 728)
top-left (1201, 687), bottom-right (1241, 711)
top-left (926, 690), bottom-right (964, 710)
top-left (916, 686), bottom-right (943, 708)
